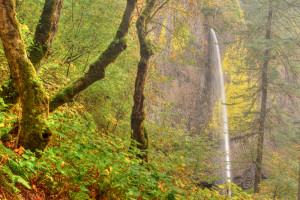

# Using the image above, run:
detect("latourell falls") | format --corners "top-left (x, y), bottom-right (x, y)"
top-left (0, 0), bottom-right (299, 199)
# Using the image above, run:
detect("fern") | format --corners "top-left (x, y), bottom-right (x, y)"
top-left (0, 166), bottom-right (27, 194)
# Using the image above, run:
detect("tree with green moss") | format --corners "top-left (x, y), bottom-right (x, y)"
top-left (0, 0), bottom-right (137, 151)
top-left (0, 0), bottom-right (63, 110)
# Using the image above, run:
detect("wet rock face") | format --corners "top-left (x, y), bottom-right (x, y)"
top-left (150, 1), bottom-right (215, 131)
top-left (233, 165), bottom-right (255, 190)
top-left (233, 164), bottom-right (268, 190)
top-left (149, 1), bottom-right (234, 131)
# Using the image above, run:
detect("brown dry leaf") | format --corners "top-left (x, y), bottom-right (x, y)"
top-left (14, 146), bottom-right (24, 155)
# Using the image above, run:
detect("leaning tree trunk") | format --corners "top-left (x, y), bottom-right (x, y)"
top-left (0, 0), bottom-right (52, 152)
top-left (131, 0), bottom-right (157, 163)
top-left (253, 5), bottom-right (273, 194)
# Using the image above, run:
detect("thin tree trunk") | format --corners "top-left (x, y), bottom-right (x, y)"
top-left (131, 0), bottom-right (157, 163)
top-left (0, 0), bottom-right (51, 152)
top-left (253, 5), bottom-right (273, 194)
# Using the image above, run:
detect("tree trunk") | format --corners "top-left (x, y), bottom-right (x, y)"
top-left (131, 0), bottom-right (157, 163)
top-left (0, 0), bottom-right (51, 152)
top-left (253, 5), bottom-right (273, 194)
top-left (1, 0), bottom-right (138, 114)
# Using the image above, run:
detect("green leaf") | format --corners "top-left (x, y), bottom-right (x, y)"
top-left (14, 176), bottom-right (31, 189)
top-left (79, 185), bottom-right (89, 192)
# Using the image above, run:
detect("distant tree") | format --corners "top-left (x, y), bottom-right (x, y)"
top-left (241, 0), bottom-right (299, 193)
top-left (253, 3), bottom-right (273, 193)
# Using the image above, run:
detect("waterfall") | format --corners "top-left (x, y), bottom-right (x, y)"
top-left (210, 28), bottom-right (232, 187)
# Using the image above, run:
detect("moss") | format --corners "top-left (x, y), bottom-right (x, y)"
top-left (118, 37), bottom-right (127, 44)
top-left (0, 133), bottom-right (12, 144)
top-left (49, 85), bottom-right (74, 111)
top-left (28, 43), bottom-right (44, 67)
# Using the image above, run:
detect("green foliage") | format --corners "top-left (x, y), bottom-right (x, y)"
top-left (0, 103), bottom-right (249, 199)
top-left (82, 48), bottom-right (137, 139)
top-left (194, 183), bottom-right (253, 199)
top-left (0, 111), bottom-right (17, 135)
top-left (0, 97), bottom-right (6, 111)
top-left (48, 107), bottom-right (181, 199)
top-left (0, 106), bottom-right (181, 199)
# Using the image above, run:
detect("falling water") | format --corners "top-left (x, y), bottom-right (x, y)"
top-left (210, 28), bottom-right (231, 187)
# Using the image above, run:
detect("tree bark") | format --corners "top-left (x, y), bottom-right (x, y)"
top-left (49, 0), bottom-right (138, 112)
top-left (131, 0), bottom-right (157, 163)
top-left (253, 5), bottom-right (273, 194)
top-left (0, 0), bottom-right (51, 152)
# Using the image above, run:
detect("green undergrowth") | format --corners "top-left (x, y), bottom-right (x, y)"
top-left (0, 103), bottom-right (253, 199)
top-left (0, 105), bottom-right (178, 199)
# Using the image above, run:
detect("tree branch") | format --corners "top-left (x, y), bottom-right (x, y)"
top-left (49, 0), bottom-right (138, 112)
